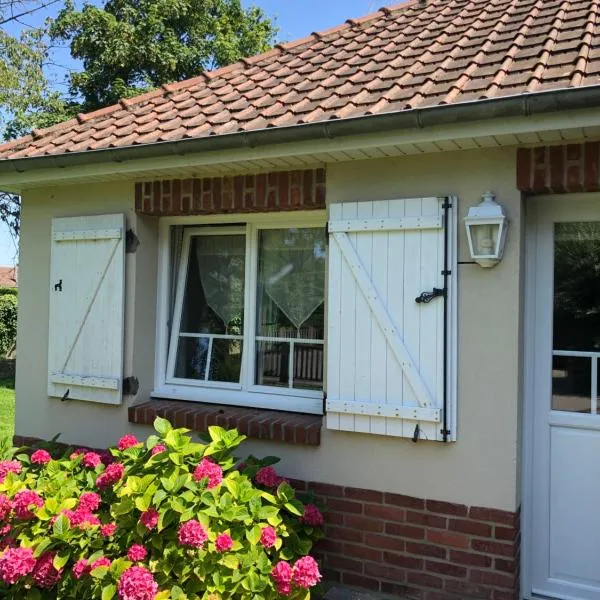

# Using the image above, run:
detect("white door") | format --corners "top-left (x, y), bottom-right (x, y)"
top-left (526, 195), bottom-right (600, 599)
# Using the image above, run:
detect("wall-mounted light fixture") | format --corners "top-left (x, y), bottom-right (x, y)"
top-left (464, 192), bottom-right (507, 268)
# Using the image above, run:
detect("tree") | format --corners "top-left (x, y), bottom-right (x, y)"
top-left (50, 0), bottom-right (277, 111)
top-left (1, 1), bottom-right (74, 244)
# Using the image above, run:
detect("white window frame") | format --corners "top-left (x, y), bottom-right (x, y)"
top-left (154, 211), bottom-right (327, 415)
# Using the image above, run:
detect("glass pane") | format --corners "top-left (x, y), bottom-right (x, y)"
top-left (179, 234), bottom-right (245, 335)
top-left (174, 337), bottom-right (208, 380)
top-left (256, 341), bottom-right (289, 388)
top-left (208, 338), bottom-right (243, 383)
top-left (552, 222), bottom-right (600, 413)
top-left (255, 228), bottom-right (326, 390)
top-left (292, 343), bottom-right (324, 391)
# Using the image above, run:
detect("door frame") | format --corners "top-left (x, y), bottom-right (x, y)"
top-left (521, 193), bottom-right (600, 600)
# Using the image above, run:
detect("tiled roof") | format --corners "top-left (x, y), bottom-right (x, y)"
top-left (0, 267), bottom-right (17, 288)
top-left (0, 0), bottom-right (598, 160)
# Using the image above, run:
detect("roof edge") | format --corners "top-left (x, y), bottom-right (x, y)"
top-left (2, 85), bottom-right (600, 177)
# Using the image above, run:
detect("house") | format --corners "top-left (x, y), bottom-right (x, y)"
top-left (0, 0), bottom-right (599, 597)
top-left (0, 266), bottom-right (17, 288)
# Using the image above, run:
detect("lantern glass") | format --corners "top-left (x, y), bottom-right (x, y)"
top-left (464, 193), bottom-right (507, 267)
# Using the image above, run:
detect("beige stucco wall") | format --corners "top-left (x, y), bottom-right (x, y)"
top-left (15, 146), bottom-right (522, 511)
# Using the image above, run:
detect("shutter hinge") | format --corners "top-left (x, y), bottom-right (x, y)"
top-left (440, 428), bottom-right (451, 441)
top-left (126, 229), bottom-right (139, 253)
top-left (322, 390), bottom-right (327, 414)
top-left (123, 376), bottom-right (139, 396)
top-left (442, 199), bottom-right (453, 209)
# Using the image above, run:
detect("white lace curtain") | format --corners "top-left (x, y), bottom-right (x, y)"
top-left (195, 235), bottom-right (245, 331)
top-left (259, 229), bottom-right (325, 331)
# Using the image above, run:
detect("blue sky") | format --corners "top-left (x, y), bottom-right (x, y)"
top-left (0, 0), bottom-right (382, 266)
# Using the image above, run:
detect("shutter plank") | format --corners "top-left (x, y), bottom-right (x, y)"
top-left (370, 200), bottom-right (389, 436)
top-left (354, 201), bottom-right (373, 434)
top-left (338, 201), bottom-right (358, 432)
top-left (326, 203), bottom-right (342, 431)
top-left (386, 198), bottom-right (407, 437)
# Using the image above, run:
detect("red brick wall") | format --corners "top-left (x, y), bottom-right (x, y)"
top-left (517, 142), bottom-right (600, 193)
top-left (295, 481), bottom-right (520, 600)
top-left (13, 435), bottom-right (519, 600)
top-left (135, 169), bottom-right (326, 216)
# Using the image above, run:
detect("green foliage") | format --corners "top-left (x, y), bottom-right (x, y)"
top-left (0, 419), bottom-right (324, 599)
top-left (50, 0), bottom-right (277, 111)
top-left (0, 292), bottom-right (17, 358)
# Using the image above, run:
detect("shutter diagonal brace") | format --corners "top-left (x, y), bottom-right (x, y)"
top-left (60, 237), bottom-right (121, 373)
top-left (332, 231), bottom-right (436, 409)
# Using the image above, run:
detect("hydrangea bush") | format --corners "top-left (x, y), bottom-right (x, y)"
top-left (0, 418), bottom-right (324, 599)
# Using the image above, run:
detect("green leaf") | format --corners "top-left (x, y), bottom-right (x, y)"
top-left (26, 589), bottom-right (42, 600)
top-left (33, 539), bottom-right (51, 558)
top-left (170, 585), bottom-right (186, 599)
top-left (208, 425), bottom-right (225, 442)
top-left (53, 551), bottom-right (70, 571)
top-left (135, 495), bottom-right (150, 512)
top-left (246, 524), bottom-right (261, 545)
top-left (284, 499), bottom-right (304, 517)
top-left (154, 417), bottom-right (172, 436)
top-left (52, 514), bottom-right (70, 536)
top-left (220, 554), bottom-right (239, 570)
top-left (102, 583), bottom-right (116, 600)
top-left (277, 482), bottom-right (295, 503)
top-left (91, 566), bottom-right (109, 579)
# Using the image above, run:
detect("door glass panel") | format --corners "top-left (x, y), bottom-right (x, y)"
top-left (552, 222), bottom-right (600, 413)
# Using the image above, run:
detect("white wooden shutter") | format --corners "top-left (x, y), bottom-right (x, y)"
top-left (326, 197), bottom-right (457, 441)
top-left (48, 214), bottom-right (126, 405)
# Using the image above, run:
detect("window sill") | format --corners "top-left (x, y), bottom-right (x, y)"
top-left (128, 399), bottom-right (322, 446)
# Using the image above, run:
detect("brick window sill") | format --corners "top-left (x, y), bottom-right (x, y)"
top-left (128, 399), bottom-right (322, 446)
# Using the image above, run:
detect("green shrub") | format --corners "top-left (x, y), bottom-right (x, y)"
top-left (0, 292), bottom-right (17, 357)
top-left (0, 419), bottom-right (324, 599)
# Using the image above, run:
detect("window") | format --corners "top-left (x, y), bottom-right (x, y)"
top-left (156, 215), bottom-right (326, 414)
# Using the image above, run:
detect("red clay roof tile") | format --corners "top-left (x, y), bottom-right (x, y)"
top-left (1, 0), bottom-right (599, 160)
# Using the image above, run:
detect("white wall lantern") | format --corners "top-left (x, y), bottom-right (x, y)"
top-left (464, 192), bottom-right (507, 268)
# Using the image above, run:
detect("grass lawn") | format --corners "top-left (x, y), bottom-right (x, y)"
top-left (0, 377), bottom-right (15, 445)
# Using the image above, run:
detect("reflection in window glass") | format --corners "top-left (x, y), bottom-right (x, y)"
top-left (552, 222), bottom-right (600, 413)
top-left (255, 228), bottom-right (326, 391)
top-left (174, 234), bottom-right (245, 384)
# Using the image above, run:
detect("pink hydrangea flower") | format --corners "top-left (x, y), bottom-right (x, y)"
top-left (100, 522), bottom-right (117, 537)
top-left (0, 546), bottom-right (36, 584)
top-left (215, 533), bottom-right (233, 552)
top-left (193, 458), bottom-right (223, 489)
top-left (0, 460), bottom-right (21, 483)
top-left (70, 448), bottom-right (86, 460)
top-left (292, 556), bottom-right (321, 589)
top-left (127, 544), bottom-right (148, 562)
top-left (0, 494), bottom-right (12, 521)
top-left (260, 526), bottom-right (278, 548)
top-left (96, 462), bottom-right (125, 489)
top-left (31, 449), bottom-right (52, 465)
top-left (70, 509), bottom-right (101, 528)
top-left (118, 566), bottom-right (158, 600)
top-left (72, 558), bottom-right (89, 579)
top-left (13, 489), bottom-right (43, 520)
top-left (301, 504), bottom-right (324, 527)
top-left (118, 435), bottom-right (140, 451)
top-left (150, 444), bottom-right (166, 456)
top-left (255, 466), bottom-right (282, 488)
top-left (32, 552), bottom-right (62, 589)
top-left (271, 561), bottom-right (292, 596)
top-left (99, 451), bottom-right (114, 466)
top-left (91, 557), bottom-right (111, 570)
top-left (140, 508), bottom-right (159, 530)
top-left (78, 492), bottom-right (101, 512)
top-left (178, 520), bottom-right (208, 548)
top-left (82, 452), bottom-right (102, 468)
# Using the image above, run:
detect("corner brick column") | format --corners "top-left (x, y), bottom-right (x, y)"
top-left (517, 142), bottom-right (600, 193)
top-left (135, 169), bottom-right (326, 216)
